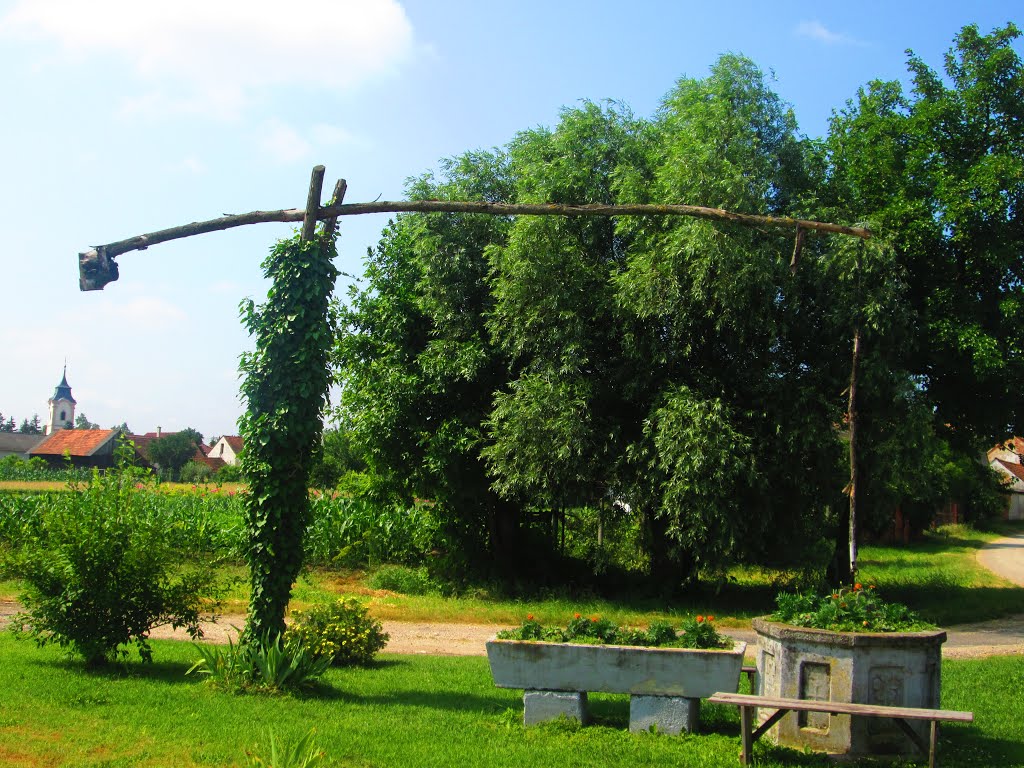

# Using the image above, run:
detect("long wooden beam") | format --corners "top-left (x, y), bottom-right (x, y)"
top-left (78, 194), bottom-right (871, 291)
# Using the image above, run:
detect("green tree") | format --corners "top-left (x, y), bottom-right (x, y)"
top-left (146, 431), bottom-right (201, 480)
top-left (0, 413), bottom-right (14, 433)
top-left (74, 413), bottom-right (100, 430)
top-left (822, 23), bottom-right (1023, 546)
top-left (337, 60), bottom-right (845, 590)
top-left (19, 415), bottom-right (42, 435)
top-left (334, 149), bottom-right (520, 577)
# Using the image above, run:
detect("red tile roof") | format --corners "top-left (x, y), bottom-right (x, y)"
top-left (995, 459), bottom-right (1024, 483)
top-left (225, 436), bottom-right (244, 453)
top-left (31, 429), bottom-right (118, 457)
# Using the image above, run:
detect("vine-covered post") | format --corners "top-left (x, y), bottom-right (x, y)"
top-left (238, 167), bottom-right (344, 641)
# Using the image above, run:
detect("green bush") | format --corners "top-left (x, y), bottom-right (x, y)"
top-left (6, 459), bottom-right (224, 666)
top-left (286, 598), bottom-right (389, 666)
top-left (216, 463), bottom-right (244, 482)
top-left (368, 564), bottom-right (435, 595)
top-left (180, 460), bottom-right (214, 484)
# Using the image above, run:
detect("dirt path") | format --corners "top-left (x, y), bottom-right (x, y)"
top-left (2, 600), bottom-right (1020, 659)
top-left (977, 530), bottom-right (1024, 587)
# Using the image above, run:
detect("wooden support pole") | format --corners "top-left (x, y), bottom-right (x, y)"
top-left (77, 171), bottom-right (872, 291)
top-left (301, 165), bottom-right (326, 242)
top-left (322, 179), bottom-right (348, 238)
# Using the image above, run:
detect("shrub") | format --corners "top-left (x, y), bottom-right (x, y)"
top-left (771, 584), bottom-right (934, 632)
top-left (189, 633), bottom-right (330, 693)
top-left (217, 463), bottom-right (244, 482)
top-left (368, 564), bottom-right (435, 595)
top-left (180, 460), bottom-right (214, 484)
top-left (286, 598), bottom-right (389, 666)
top-left (7, 459), bottom-right (224, 666)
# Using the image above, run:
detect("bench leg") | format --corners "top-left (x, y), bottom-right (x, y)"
top-left (929, 720), bottom-right (938, 768)
top-left (740, 705), bottom-right (753, 766)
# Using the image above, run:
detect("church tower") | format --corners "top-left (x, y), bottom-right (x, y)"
top-left (45, 367), bottom-right (77, 435)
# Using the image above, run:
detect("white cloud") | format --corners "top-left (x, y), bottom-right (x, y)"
top-left (795, 20), bottom-right (862, 46)
top-left (1, 0), bottom-right (416, 117)
top-left (254, 119), bottom-right (313, 164)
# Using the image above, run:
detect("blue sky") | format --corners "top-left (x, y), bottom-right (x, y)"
top-left (1, 1), bottom-right (1020, 440)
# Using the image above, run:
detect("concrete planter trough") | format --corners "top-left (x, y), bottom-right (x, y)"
top-left (486, 637), bottom-right (746, 733)
top-left (752, 617), bottom-right (946, 757)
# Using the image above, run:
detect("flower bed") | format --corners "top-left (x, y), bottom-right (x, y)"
top-left (488, 615), bottom-right (744, 733)
top-left (754, 586), bottom-right (945, 757)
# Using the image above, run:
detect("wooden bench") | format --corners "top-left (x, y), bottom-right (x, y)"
top-left (708, 692), bottom-right (973, 768)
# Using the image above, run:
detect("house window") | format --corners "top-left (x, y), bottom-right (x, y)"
top-left (219, 444), bottom-right (224, 456)
top-left (60, 410), bottom-right (66, 421)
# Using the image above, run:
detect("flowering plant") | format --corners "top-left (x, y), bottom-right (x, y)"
top-left (497, 613), bottom-right (729, 649)
top-left (770, 584), bottom-right (934, 633)
top-left (286, 598), bottom-right (389, 666)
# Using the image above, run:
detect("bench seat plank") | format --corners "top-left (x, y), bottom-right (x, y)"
top-left (708, 692), bottom-right (973, 723)
top-left (708, 692), bottom-right (973, 768)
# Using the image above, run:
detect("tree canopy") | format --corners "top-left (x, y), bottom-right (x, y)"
top-left (333, 24), bottom-right (1021, 590)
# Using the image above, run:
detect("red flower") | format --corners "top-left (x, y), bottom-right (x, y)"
top-left (707, 615), bottom-right (715, 622)
top-left (574, 613), bottom-right (581, 619)
top-left (696, 615), bottom-right (704, 623)
top-left (526, 614), bottom-right (534, 621)
top-left (854, 583), bottom-right (862, 591)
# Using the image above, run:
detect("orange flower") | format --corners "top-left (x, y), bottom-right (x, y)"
top-left (526, 614), bottom-right (534, 621)
top-left (696, 615), bottom-right (704, 623)
top-left (590, 616), bottom-right (599, 623)
top-left (707, 615), bottom-right (715, 622)
top-left (854, 583), bottom-right (862, 591)
top-left (574, 613), bottom-right (581, 619)
top-left (863, 621), bottom-right (869, 627)
top-left (869, 584), bottom-right (876, 590)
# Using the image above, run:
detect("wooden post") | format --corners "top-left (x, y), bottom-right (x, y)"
top-left (301, 165), bottom-right (326, 242)
top-left (848, 325), bottom-right (861, 581)
top-left (740, 704), bottom-right (754, 765)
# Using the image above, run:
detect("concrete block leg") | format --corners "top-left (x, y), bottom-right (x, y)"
top-left (523, 690), bottom-right (589, 726)
top-left (629, 695), bottom-right (700, 734)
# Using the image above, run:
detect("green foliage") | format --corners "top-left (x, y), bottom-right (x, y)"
top-left (0, 454), bottom-right (91, 482)
top-left (823, 23), bottom-right (1024, 528)
top-left (771, 584), bottom-right (934, 632)
top-left (367, 564), bottom-right (436, 595)
top-left (216, 462), bottom-right (243, 481)
top-left (6, 459), bottom-right (224, 666)
top-left (189, 633), bottom-right (330, 693)
top-left (286, 597), bottom-right (389, 666)
top-left (146, 431), bottom-right (202, 481)
top-left (180, 460), bottom-right (214, 484)
top-left (18, 415), bottom-right (42, 434)
top-left (246, 729), bottom-right (325, 768)
top-left (239, 230), bottom-right (338, 641)
top-left (497, 613), bottom-right (728, 649)
top-left (73, 413), bottom-right (100, 430)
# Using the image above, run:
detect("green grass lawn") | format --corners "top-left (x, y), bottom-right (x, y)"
top-left (0, 634), bottom-right (1019, 767)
